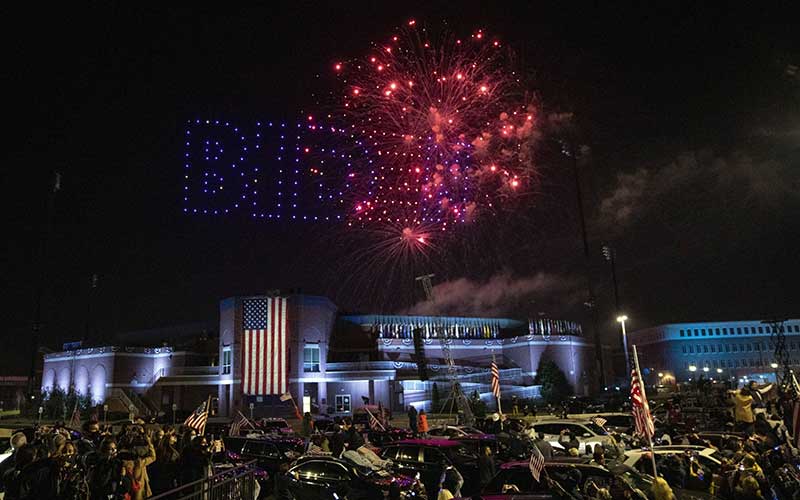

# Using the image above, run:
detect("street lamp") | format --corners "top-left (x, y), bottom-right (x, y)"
top-left (689, 365), bottom-right (697, 372)
top-left (702, 366), bottom-right (709, 373)
top-left (617, 315), bottom-right (630, 376)
top-left (716, 368), bottom-right (723, 374)
top-left (771, 362), bottom-right (779, 369)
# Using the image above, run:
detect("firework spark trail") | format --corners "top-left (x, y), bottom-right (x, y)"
top-left (328, 20), bottom-right (539, 240)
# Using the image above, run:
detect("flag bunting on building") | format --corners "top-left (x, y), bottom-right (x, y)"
top-left (630, 369), bottom-right (655, 440)
top-left (491, 360), bottom-right (501, 399)
top-left (242, 297), bottom-right (288, 395)
top-left (529, 443), bottom-right (545, 482)
top-left (229, 410), bottom-right (255, 437)
top-left (184, 398), bottom-right (210, 435)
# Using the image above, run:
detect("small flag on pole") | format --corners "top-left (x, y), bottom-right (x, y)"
top-left (279, 392), bottom-right (293, 402)
top-left (184, 397), bottom-right (210, 435)
top-left (592, 416), bottom-right (607, 428)
top-left (630, 369), bottom-right (655, 440)
top-left (68, 404), bottom-right (81, 429)
top-left (491, 359), bottom-right (501, 399)
top-left (229, 410), bottom-right (255, 437)
top-left (529, 443), bottom-right (545, 482)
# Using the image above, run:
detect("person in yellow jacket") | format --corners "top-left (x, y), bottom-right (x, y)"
top-left (121, 435), bottom-right (157, 500)
top-left (732, 388), bottom-right (755, 436)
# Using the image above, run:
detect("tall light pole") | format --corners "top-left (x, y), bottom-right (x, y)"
top-left (617, 315), bottom-right (630, 376)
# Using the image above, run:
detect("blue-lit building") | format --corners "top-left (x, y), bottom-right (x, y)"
top-left (629, 319), bottom-right (800, 385)
top-left (218, 294), bottom-right (613, 417)
top-left (41, 293), bottom-right (612, 418)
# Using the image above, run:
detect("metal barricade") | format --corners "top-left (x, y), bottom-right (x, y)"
top-left (150, 460), bottom-right (260, 500)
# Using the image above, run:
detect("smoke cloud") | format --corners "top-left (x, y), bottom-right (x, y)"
top-left (597, 149), bottom-right (799, 235)
top-left (404, 271), bottom-right (581, 317)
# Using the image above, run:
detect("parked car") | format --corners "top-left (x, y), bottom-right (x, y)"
top-left (276, 455), bottom-right (425, 499)
top-left (482, 459), bottom-right (648, 500)
top-left (623, 446), bottom-right (723, 491)
top-left (367, 426), bottom-right (414, 446)
top-left (257, 417), bottom-right (294, 435)
top-left (529, 419), bottom-right (613, 454)
top-left (380, 438), bottom-right (481, 497)
top-left (428, 425), bottom-right (485, 438)
top-left (224, 435), bottom-right (304, 487)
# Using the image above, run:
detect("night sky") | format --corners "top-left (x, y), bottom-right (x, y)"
top-left (3, 3), bottom-right (798, 372)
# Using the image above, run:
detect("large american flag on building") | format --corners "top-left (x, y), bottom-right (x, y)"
top-left (242, 297), bottom-right (288, 395)
top-left (630, 369), bottom-right (655, 439)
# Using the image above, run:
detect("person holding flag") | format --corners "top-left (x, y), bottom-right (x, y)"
top-left (631, 345), bottom-right (658, 478)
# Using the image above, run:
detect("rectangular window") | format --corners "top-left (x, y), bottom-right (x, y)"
top-left (725, 344), bottom-right (730, 352)
top-left (754, 343), bottom-right (760, 351)
top-left (722, 328), bottom-right (728, 335)
top-left (737, 327), bottom-right (742, 334)
top-left (732, 344), bottom-right (738, 352)
top-left (689, 346), bottom-right (694, 353)
top-left (701, 329), bottom-right (706, 336)
top-left (222, 346), bottom-right (232, 375)
top-left (682, 346), bottom-right (687, 353)
top-left (303, 344), bottom-right (320, 373)
top-left (680, 330), bottom-right (685, 337)
top-left (747, 343), bottom-right (752, 352)
top-left (710, 345), bottom-right (715, 353)
top-left (335, 394), bottom-right (351, 413)
top-left (758, 327), bottom-right (764, 333)
top-left (795, 326), bottom-right (799, 333)
top-left (715, 328), bottom-right (720, 335)
top-left (694, 330), bottom-right (699, 337)
top-left (703, 345), bottom-right (708, 353)
top-left (743, 327), bottom-right (749, 334)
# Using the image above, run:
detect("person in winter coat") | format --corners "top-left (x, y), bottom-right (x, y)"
top-left (88, 438), bottom-right (130, 500)
top-left (300, 412), bottom-right (314, 450)
top-left (477, 446), bottom-right (496, 489)
top-left (0, 432), bottom-right (27, 494)
top-left (418, 410), bottom-right (429, 437)
top-left (151, 434), bottom-right (181, 495)
top-left (408, 406), bottom-right (418, 435)
top-left (180, 436), bottom-right (213, 488)
top-left (733, 388), bottom-right (755, 435)
top-left (118, 435), bottom-right (156, 500)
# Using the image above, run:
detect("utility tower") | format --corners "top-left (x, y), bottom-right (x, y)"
top-left (415, 274), bottom-right (474, 425)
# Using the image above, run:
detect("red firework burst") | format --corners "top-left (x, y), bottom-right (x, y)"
top-left (330, 21), bottom-right (538, 237)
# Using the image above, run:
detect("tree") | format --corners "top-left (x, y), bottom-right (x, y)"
top-left (431, 383), bottom-right (442, 413)
top-left (533, 359), bottom-right (574, 404)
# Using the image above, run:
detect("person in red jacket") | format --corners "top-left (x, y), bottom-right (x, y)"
top-left (418, 409), bottom-right (429, 437)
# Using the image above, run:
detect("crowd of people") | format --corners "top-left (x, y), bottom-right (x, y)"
top-left (0, 419), bottom-right (220, 500)
top-left (2, 379), bottom-right (800, 500)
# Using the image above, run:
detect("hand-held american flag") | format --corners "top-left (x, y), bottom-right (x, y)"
top-left (184, 396), bottom-right (211, 435)
top-left (242, 297), bottom-right (288, 395)
top-left (491, 356), bottom-right (504, 416)
top-left (631, 345), bottom-right (658, 478)
top-left (229, 410), bottom-right (255, 437)
top-left (529, 442), bottom-right (545, 482)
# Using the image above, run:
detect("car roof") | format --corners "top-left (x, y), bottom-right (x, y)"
top-left (531, 419), bottom-right (592, 425)
top-left (500, 458), bottom-right (601, 470)
top-left (393, 438), bottom-right (462, 447)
